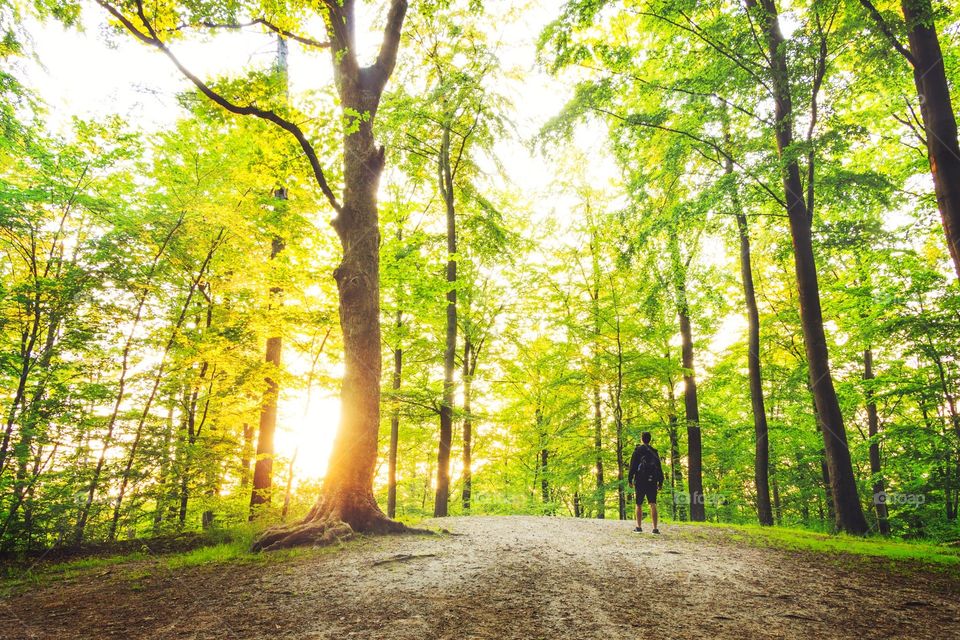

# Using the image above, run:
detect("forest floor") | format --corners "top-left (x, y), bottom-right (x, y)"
top-left (1, 515), bottom-right (959, 639)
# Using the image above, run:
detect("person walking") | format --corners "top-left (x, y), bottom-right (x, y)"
top-left (628, 431), bottom-right (664, 534)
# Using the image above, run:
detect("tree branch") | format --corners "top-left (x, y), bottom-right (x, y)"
top-left (630, 8), bottom-right (773, 96)
top-left (96, 0), bottom-right (342, 214)
top-left (593, 106), bottom-right (787, 209)
top-left (371, 0), bottom-right (409, 92)
top-left (857, 0), bottom-right (917, 66)
top-left (178, 19), bottom-right (331, 50)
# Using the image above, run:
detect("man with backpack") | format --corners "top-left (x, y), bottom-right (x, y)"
top-left (628, 431), bottom-right (665, 534)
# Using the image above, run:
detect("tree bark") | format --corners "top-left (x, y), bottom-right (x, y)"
top-left (593, 386), bottom-right (605, 519)
top-left (252, 0), bottom-right (413, 550)
top-left (901, 0), bottom-right (960, 280)
top-left (666, 361), bottom-right (684, 521)
top-left (461, 336), bottom-right (473, 511)
top-left (862, 0), bottom-right (960, 278)
top-left (387, 310), bottom-right (402, 519)
top-left (728, 159), bottom-right (773, 526)
top-left (250, 234), bottom-right (285, 516)
top-left (747, 0), bottom-right (868, 534)
top-left (864, 348), bottom-right (890, 535)
top-left (671, 237), bottom-right (705, 521)
top-left (434, 125), bottom-right (457, 518)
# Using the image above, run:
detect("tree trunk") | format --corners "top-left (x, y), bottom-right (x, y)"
top-left (252, 3), bottom-right (411, 548)
top-left (250, 37), bottom-right (289, 518)
top-left (725, 148), bottom-right (774, 526)
top-left (772, 459), bottom-right (782, 525)
top-left (240, 423), bottom-right (253, 489)
top-left (461, 336), bottom-right (473, 511)
top-left (901, 0), bottom-right (960, 280)
top-left (250, 233), bottom-right (285, 516)
top-left (666, 365), bottom-right (684, 521)
top-left (671, 238), bottom-right (705, 521)
top-left (387, 311), bottom-right (402, 519)
top-left (615, 401), bottom-right (625, 521)
top-left (820, 453), bottom-right (836, 526)
top-left (864, 348), bottom-right (890, 535)
top-left (748, 0), bottom-right (868, 534)
top-left (593, 386), bottom-right (605, 519)
top-left (540, 448), bottom-right (549, 504)
top-left (434, 125), bottom-right (457, 518)
top-left (611, 296), bottom-right (626, 520)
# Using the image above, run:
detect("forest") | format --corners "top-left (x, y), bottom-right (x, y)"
top-left (1, 0), bottom-right (959, 562)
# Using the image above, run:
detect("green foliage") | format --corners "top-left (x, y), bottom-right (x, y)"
top-left (1, 0), bottom-right (959, 555)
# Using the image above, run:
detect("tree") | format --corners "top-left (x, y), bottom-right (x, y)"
top-left (94, 0), bottom-right (413, 549)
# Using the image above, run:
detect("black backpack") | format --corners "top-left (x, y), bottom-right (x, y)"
top-left (636, 446), bottom-right (657, 484)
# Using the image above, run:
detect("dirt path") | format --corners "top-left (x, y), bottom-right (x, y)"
top-left (2, 516), bottom-right (958, 639)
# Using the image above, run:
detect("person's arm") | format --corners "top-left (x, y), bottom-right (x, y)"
top-left (628, 447), bottom-right (639, 486)
top-left (655, 449), bottom-right (665, 487)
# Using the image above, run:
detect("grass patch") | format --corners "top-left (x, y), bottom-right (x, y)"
top-left (670, 519), bottom-right (960, 570)
top-left (0, 523), bottom-right (349, 596)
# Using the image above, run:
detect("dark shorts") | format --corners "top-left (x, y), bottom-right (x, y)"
top-left (635, 482), bottom-right (658, 505)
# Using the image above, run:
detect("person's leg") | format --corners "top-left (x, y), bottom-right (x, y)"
top-left (650, 502), bottom-right (659, 530)
top-left (635, 502), bottom-right (643, 528)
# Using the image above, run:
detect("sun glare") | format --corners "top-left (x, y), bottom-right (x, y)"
top-left (276, 391), bottom-right (341, 486)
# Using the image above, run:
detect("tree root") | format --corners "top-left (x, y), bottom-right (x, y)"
top-left (252, 518), bottom-right (355, 552)
top-left (251, 501), bottom-right (435, 552)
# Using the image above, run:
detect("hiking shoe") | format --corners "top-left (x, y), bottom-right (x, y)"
top-left (633, 526), bottom-right (642, 533)
top-left (652, 528), bottom-right (661, 534)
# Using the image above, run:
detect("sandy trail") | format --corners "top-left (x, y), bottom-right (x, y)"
top-left (2, 516), bottom-right (958, 639)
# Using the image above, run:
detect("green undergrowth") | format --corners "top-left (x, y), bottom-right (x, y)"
top-left (0, 524), bottom-right (349, 596)
top-left (1, 514), bottom-right (437, 596)
top-left (671, 519), bottom-right (960, 572)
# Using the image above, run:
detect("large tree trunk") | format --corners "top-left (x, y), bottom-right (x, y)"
top-left (251, 0), bottom-right (413, 551)
top-left (902, 0), bottom-right (960, 279)
top-left (730, 169), bottom-right (773, 526)
top-left (748, 0), bottom-right (868, 534)
top-left (864, 348), bottom-right (890, 535)
top-left (253, 5), bottom-right (411, 548)
top-left (434, 126), bottom-right (457, 518)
